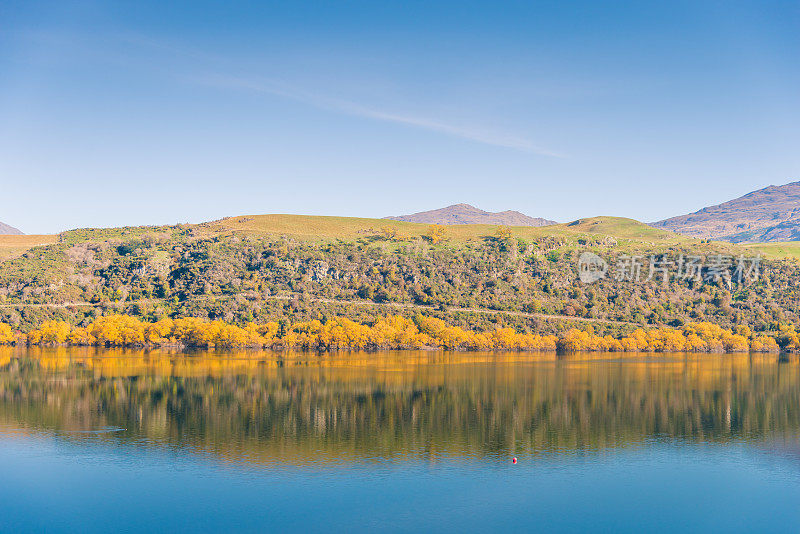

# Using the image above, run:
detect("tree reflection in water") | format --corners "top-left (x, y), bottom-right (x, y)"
top-left (0, 347), bottom-right (798, 467)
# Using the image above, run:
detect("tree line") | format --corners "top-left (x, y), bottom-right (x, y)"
top-left (0, 314), bottom-right (788, 352)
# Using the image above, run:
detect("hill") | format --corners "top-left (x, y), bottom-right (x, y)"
top-left (652, 181), bottom-right (800, 242)
top-left (0, 235), bottom-right (58, 261)
top-left (0, 213), bottom-right (780, 261)
top-left (0, 221), bottom-right (22, 235)
top-left (2, 212), bottom-right (799, 340)
top-left (385, 204), bottom-right (556, 226)
top-left (199, 214), bottom-right (703, 249)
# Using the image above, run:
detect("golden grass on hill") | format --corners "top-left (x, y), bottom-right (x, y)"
top-left (0, 235), bottom-right (58, 260)
top-left (198, 214), bottom-right (426, 242)
top-left (558, 217), bottom-right (695, 242)
top-left (199, 214), bottom-right (696, 245)
top-left (191, 213), bottom-right (770, 261)
top-left (741, 241), bottom-right (800, 261)
top-left (2, 213), bottom-right (799, 261)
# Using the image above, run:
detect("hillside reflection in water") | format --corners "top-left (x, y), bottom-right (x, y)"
top-left (1, 347), bottom-right (799, 467)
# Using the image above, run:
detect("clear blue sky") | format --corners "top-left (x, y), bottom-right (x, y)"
top-left (1, 0), bottom-right (799, 234)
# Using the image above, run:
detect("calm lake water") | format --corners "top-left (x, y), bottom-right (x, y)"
top-left (1, 347), bottom-right (799, 533)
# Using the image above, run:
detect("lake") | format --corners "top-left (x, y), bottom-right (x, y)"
top-left (0, 347), bottom-right (799, 532)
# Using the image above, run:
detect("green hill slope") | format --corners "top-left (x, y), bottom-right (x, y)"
top-left (200, 214), bottom-right (691, 245)
top-left (1, 212), bottom-right (799, 338)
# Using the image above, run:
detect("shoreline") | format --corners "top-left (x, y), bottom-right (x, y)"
top-left (1, 314), bottom-right (791, 354)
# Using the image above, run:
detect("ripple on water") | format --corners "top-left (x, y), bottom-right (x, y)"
top-left (61, 426), bottom-right (127, 435)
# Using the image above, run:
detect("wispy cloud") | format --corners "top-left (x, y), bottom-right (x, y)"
top-left (195, 75), bottom-right (563, 157)
top-left (16, 30), bottom-right (562, 156)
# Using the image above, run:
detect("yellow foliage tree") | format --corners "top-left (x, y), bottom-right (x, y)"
top-left (426, 225), bottom-right (447, 244)
top-left (0, 323), bottom-right (14, 345)
top-left (7, 316), bottom-right (789, 354)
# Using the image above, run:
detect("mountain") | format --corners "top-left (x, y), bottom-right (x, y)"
top-left (0, 221), bottom-right (22, 235)
top-left (385, 204), bottom-right (556, 226)
top-left (652, 181), bottom-right (800, 243)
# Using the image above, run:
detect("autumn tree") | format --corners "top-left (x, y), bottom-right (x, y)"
top-left (425, 225), bottom-right (447, 244)
top-left (495, 226), bottom-right (513, 240)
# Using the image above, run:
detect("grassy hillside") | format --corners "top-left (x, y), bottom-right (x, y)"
top-left (199, 214), bottom-right (425, 242)
top-left (561, 217), bottom-right (688, 241)
top-left (200, 213), bottom-right (784, 270)
top-left (2, 212), bottom-right (800, 342)
top-left (202, 214), bottom-right (698, 246)
top-left (741, 241), bottom-right (800, 260)
top-left (0, 235), bottom-right (58, 261)
top-left (0, 214), bottom-right (783, 257)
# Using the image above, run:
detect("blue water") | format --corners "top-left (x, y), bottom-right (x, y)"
top-left (2, 437), bottom-right (798, 532)
top-left (0, 350), bottom-right (798, 532)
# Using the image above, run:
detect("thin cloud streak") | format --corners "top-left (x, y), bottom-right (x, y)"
top-left (197, 75), bottom-right (564, 157)
top-left (13, 30), bottom-right (562, 156)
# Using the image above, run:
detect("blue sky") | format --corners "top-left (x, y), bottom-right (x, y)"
top-left (1, 0), bottom-right (799, 234)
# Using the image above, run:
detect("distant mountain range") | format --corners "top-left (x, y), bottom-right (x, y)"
top-left (6, 181), bottom-right (800, 243)
top-left (652, 181), bottom-right (800, 243)
top-left (0, 221), bottom-right (22, 235)
top-left (385, 204), bottom-right (556, 227)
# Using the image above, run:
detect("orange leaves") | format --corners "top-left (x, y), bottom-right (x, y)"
top-left (751, 335), bottom-right (779, 353)
top-left (557, 329), bottom-right (620, 352)
top-left (6, 316), bottom-right (787, 353)
top-left (495, 226), bottom-right (513, 241)
top-left (0, 323), bottom-right (14, 344)
top-left (145, 318), bottom-right (174, 344)
top-left (425, 225), bottom-right (447, 245)
top-left (27, 320), bottom-right (71, 345)
top-left (554, 321), bottom-right (780, 353)
top-left (67, 326), bottom-right (94, 345)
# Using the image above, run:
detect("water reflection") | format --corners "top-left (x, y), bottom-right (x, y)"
top-left (0, 347), bottom-right (798, 467)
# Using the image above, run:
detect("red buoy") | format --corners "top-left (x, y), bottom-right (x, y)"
top-left (512, 457), bottom-right (517, 464)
